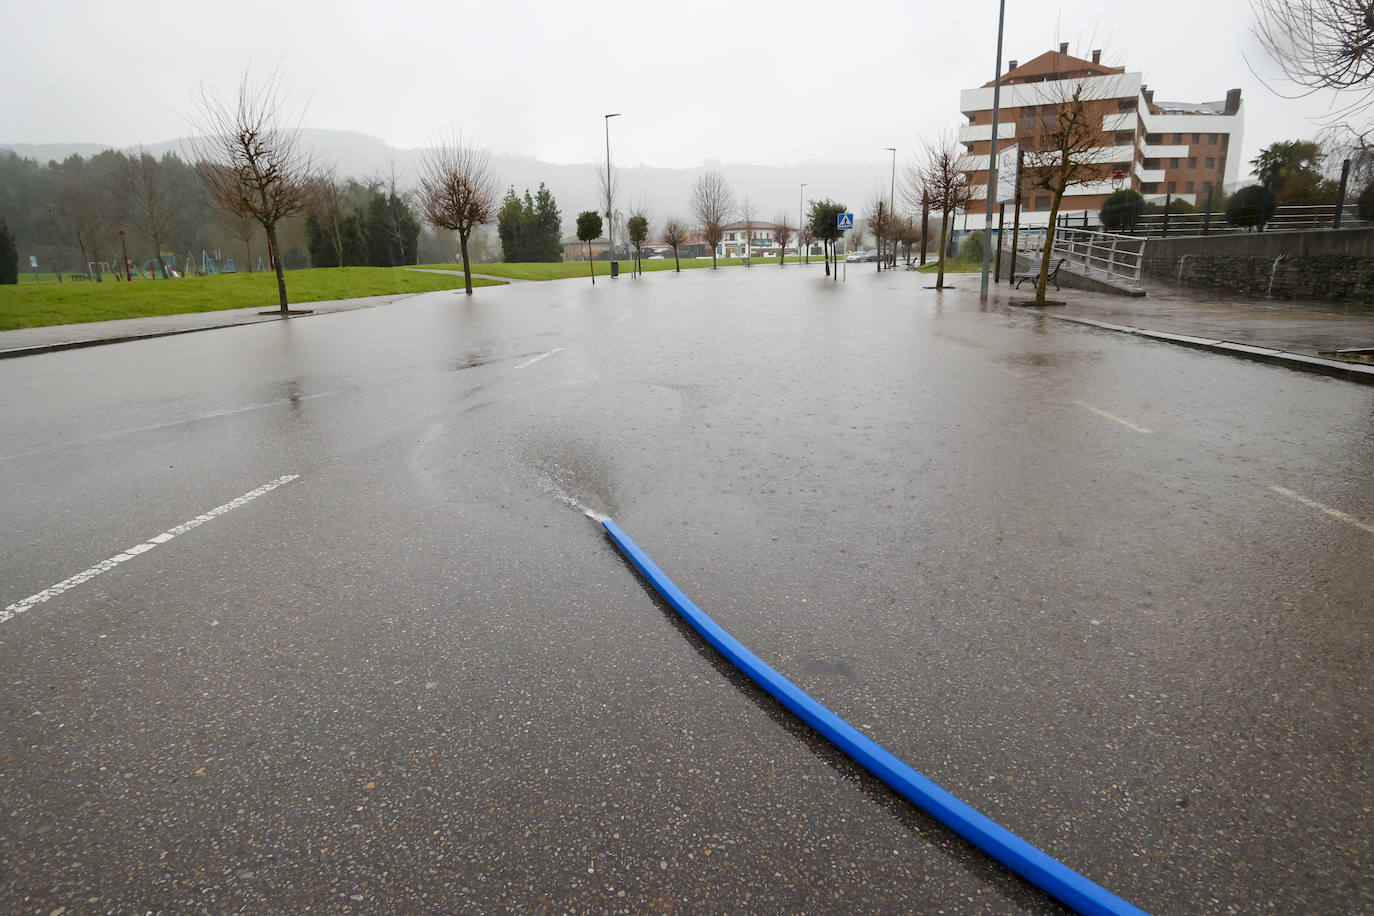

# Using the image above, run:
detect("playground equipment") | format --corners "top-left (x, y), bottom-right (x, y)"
top-left (188, 249), bottom-right (228, 276)
top-left (142, 254), bottom-right (181, 279)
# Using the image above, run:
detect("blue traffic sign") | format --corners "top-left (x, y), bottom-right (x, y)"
top-left (837, 212), bottom-right (854, 230)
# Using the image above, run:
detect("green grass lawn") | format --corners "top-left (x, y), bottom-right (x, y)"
top-left (915, 258), bottom-right (982, 274)
top-left (0, 267), bottom-right (502, 331)
top-left (417, 256), bottom-right (806, 281)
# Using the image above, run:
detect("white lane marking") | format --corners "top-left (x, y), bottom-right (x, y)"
top-left (1269, 486), bottom-right (1374, 535)
top-left (997, 366), bottom-right (1024, 379)
top-left (514, 347), bottom-right (564, 370)
top-left (612, 315), bottom-right (632, 324)
top-left (1072, 400), bottom-right (1152, 434)
top-left (0, 391), bottom-right (342, 463)
top-left (1, 474), bottom-right (299, 625)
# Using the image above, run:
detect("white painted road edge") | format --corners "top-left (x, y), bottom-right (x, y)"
top-left (1, 474), bottom-right (299, 626)
top-left (1270, 486), bottom-right (1374, 535)
top-left (514, 347), bottom-right (564, 370)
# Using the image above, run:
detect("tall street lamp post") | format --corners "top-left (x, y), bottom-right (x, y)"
top-left (884, 147), bottom-right (896, 270)
top-left (979, 0), bottom-right (1008, 302)
top-left (604, 113), bottom-right (620, 276)
top-left (799, 183), bottom-right (807, 264)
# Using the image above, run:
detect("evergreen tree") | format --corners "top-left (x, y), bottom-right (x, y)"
top-left (305, 212), bottom-right (339, 267)
top-left (533, 183), bottom-right (562, 261)
top-left (0, 217), bottom-right (17, 284)
top-left (340, 208), bottom-right (368, 265)
top-left (497, 187), bottom-right (527, 262)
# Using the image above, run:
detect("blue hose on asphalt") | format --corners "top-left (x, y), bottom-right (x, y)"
top-left (602, 519), bottom-right (1149, 916)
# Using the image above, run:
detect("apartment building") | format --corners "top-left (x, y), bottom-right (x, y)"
top-left (958, 45), bottom-right (1244, 224)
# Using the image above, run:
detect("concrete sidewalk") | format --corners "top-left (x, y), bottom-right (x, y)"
top-left (985, 279), bottom-right (1374, 383)
top-left (0, 292), bottom-right (430, 359)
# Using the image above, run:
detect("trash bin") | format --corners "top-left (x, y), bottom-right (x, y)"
top-left (610, 261), bottom-right (620, 278)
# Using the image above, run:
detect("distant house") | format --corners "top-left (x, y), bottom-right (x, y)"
top-left (562, 236), bottom-right (611, 261)
top-left (718, 221), bottom-right (787, 259)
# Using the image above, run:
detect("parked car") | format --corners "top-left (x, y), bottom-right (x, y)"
top-left (844, 251), bottom-right (865, 263)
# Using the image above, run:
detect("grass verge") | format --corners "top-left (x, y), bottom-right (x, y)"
top-left (0, 267), bottom-right (502, 331)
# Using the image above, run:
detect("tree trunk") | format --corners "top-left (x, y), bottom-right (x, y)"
top-left (673, 246), bottom-right (680, 272)
top-left (266, 223), bottom-right (289, 313)
top-left (459, 230), bottom-right (473, 294)
top-left (824, 239), bottom-right (830, 276)
top-left (1037, 188), bottom-right (1065, 304)
top-left (587, 241), bottom-right (595, 284)
top-left (711, 246), bottom-right (717, 269)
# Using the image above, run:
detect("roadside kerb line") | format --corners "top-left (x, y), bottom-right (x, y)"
top-left (1269, 486), bottom-right (1374, 535)
top-left (1072, 400), bottom-right (1152, 434)
top-left (514, 347), bottom-right (564, 370)
top-left (601, 518), bottom-right (1149, 916)
top-left (1, 474), bottom-right (299, 625)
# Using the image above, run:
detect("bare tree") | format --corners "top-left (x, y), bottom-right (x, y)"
top-left (691, 171), bottom-right (735, 269)
top-left (1252, 0), bottom-right (1374, 93)
top-left (771, 213), bottom-right (793, 267)
top-left (190, 69), bottom-right (317, 313)
top-left (904, 138), bottom-right (973, 290)
top-left (1019, 81), bottom-right (1119, 301)
top-left (118, 148), bottom-right (184, 281)
top-left (663, 218), bottom-right (688, 272)
top-left (52, 178), bottom-right (111, 281)
top-left (598, 160), bottom-right (620, 257)
top-left (798, 223), bottom-right (814, 264)
top-left (416, 133), bottom-right (499, 294)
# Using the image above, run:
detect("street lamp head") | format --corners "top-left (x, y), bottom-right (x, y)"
top-left (884, 147), bottom-right (896, 152)
top-left (605, 113), bottom-right (621, 119)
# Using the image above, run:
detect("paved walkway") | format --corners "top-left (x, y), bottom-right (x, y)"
top-left (0, 292), bottom-right (427, 358)
top-left (991, 280), bottom-right (1374, 382)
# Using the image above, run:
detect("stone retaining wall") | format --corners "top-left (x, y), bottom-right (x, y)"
top-left (1141, 228), bottom-right (1374, 304)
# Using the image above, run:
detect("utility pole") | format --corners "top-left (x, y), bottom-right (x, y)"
top-left (979, 0), bottom-right (1007, 302)
top-left (604, 113), bottom-right (620, 277)
top-left (884, 147), bottom-right (896, 271)
top-left (799, 182), bottom-right (807, 264)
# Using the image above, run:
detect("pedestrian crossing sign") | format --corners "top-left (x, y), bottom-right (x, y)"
top-left (837, 213), bottom-right (854, 230)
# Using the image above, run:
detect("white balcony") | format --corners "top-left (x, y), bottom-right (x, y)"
top-left (1144, 145), bottom-right (1190, 158)
top-left (957, 122), bottom-right (1017, 144)
top-left (1136, 167), bottom-right (1165, 183)
top-left (1101, 112), bottom-right (1137, 132)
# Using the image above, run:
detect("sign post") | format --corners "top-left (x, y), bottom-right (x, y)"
top-left (837, 212), bottom-right (854, 282)
top-left (29, 255), bottom-right (39, 284)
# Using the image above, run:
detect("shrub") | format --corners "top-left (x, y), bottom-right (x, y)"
top-left (0, 218), bottom-right (17, 285)
top-left (1099, 189), bottom-right (1145, 231)
top-left (1226, 185), bottom-right (1277, 230)
top-left (958, 230), bottom-right (984, 263)
top-left (1356, 182), bottom-right (1374, 221)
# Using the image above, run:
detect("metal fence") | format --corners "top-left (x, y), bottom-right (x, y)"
top-left (1047, 227), bottom-right (1147, 289)
top-left (1071, 204), bottom-right (1371, 238)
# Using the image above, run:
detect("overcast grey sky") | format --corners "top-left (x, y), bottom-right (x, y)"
top-left (1, 0), bottom-right (1351, 173)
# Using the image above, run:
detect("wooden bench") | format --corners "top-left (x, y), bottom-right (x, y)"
top-left (70, 273), bottom-right (89, 281)
top-left (1013, 257), bottom-right (1066, 291)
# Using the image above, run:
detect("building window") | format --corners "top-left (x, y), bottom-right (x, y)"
top-left (1146, 133), bottom-right (1162, 145)
top-left (1192, 132), bottom-right (1200, 143)
top-left (1035, 194), bottom-right (1051, 209)
top-left (1186, 181), bottom-right (1195, 192)
top-left (1173, 132), bottom-right (1182, 143)
top-left (1118, 98), bottom-right (1136, 111)
top-left (1142, 183), bottom-right (1158, 194)
top-left (1114, 131), bottom-right (1134, 144)
top-left (1218, 155), bottom-right (1226, 172)
top-left (1188, 157), bottom-right (1196, 168)
top-left (1167, 182), bottom-right (1177, 193)
top-left (1170, 158), bottom-right (1179, 169)
top-left (1205, 157), bottom-right (1215, 169)
top-left (1221, 135), bottom-right (1229, 150)
top-left (1208, 133), bottom-right (1218, 144)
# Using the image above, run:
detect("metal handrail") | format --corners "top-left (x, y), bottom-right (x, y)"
top-left (1047, 227), bottom-right (1146, 289)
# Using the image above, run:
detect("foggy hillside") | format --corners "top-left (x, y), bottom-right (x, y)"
top-left (3, 130), bottom-right (904, 235)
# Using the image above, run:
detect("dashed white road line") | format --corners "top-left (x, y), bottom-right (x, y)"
top-left (612, 315), bottom-right (632, 324)
top-left (514, 347), bottom-right (564, 370)
top-left (1269, 486), bottom-right (1374, 535)
top-left (1072, 399), bottom-right (1152, 434)
top-left (1, 474), bottom-right (299, 626)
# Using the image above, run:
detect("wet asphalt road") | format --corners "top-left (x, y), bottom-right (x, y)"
top-left (1, 265), bottom-right (1370, 914)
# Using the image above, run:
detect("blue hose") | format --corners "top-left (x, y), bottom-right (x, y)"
top-left (602, 519), bottom-right (1149, 916)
